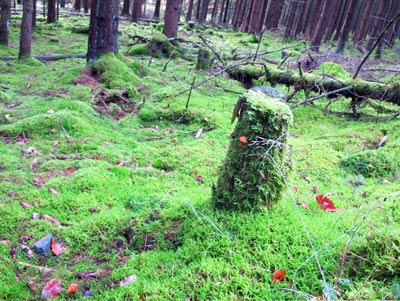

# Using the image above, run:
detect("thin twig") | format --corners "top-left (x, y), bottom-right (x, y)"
top-left (199, 35), bottom-right (225, 65)
top-left (293, 87), bottom-right (352, 107)
top-left (186, 75), bottom-right (197, 109)
top-left (353, 13), bottom-right (400, 80)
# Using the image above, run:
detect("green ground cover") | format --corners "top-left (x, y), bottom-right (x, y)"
top-left (0, 16), bottom-right (399, 300)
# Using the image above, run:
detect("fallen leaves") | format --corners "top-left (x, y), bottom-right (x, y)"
top-left (272, 269), bottom-right (286, 283)
top-left (41, 279), bottom-right (62, 298)
top-left (20, 201), bottom-right (32, 208)
top-left (66, 283), bottom-right (79, 294)
top-left (51, 239), bottom-right (66, 256)
top-left (196, 175), bottom-right (205, 183)
top-left (119, 274), bottom-right (138, 287)
top-left (42, 214), bottom-right (61, 225)
top-left (48, 188), bottom-right (59, 195)
top-left (316, 194), bottom-right (342, 212)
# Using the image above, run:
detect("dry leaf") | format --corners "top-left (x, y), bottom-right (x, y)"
top-left (301, 203), bottom-right (311, 211)
top-left (21, 245), bottom-right (35, 259)
top-left (51, 239), bottom-right (66, 256)
top-left (41, 279), bottom-right (62, 298)
top-left (119, 274), bottom-right (138, 287)
top-left (272, 269), bottom-right (286, 283)
top-left (42, 214), bottom-right (61, 225)
top-left (195, 128), bottom-right (203, 139)
top-left (66, 283), bottom-right (79, 294)
top-left (52, 141), bottom-right (59, 147)
top-left (20, 201), bottom-right (32, 208)
top-left (48, 188), bottom-right (58, 195)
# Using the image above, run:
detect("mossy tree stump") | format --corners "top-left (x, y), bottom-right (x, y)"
top-left (213, 89), bottom-right (293, 211)
top-left (196, 48), bottom-right (212, 70)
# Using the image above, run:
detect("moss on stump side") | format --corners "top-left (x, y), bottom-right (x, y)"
top-left (213, 90), bottom-right (293, 211)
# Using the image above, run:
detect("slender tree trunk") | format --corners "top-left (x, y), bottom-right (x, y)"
top-left (74, 0), bottom-right (81, 11)
top-left (0, 0), bottom-right (10, 45)
top-left (32, 0), bottom-right (36, 27)
top-left (366, 0), bottom-right (389, 50)
top-left (247, 0), bottom-right (262, 34)
top-left (265, 0), bottom-right (283, 30)
top-left (131, 0), bottom-right (142, 22)
top-left (222, 0), bottom-right (230, 23)
top-left (283, 0), bottom-right (298, 38)
top-left (325, 0), bottom-right (342, 41)
top-left (304, 0), bottom-right (323, 40)
top-left (47, 0), bottom-right (56, 22)
top-left (239, 0), bottom-right (253, 33)
top-left (352, 0), bottom-right (374, 45)
top-left (231, 0), bottom-right (241, 28)
top-left (163, 0), bottom-right (181, 38)
top-left (60, 0), bottom-right (65, 8)
top-left (310, 0), bottom-right (334, 52)
top-left (336, 0), bottom-right (360, 53)
top-left (217, 0), bottom-right (225, 23)
top-left (211, 0), bottom-right (219, 23)
top-left (153, 0), bottom-right (161, 19)
top-left (87, 0), bottom-right (119, 62)
top-left (186, 0), bottom-right (194, 21)
top-left (195, 0), bottom-right (201, 20)
top-left (19, 0), bottom-right (33, 59)
top-left (83, 0), bottom-right (89, 13)
top-left (198, 0), bottom-right (209, 24)
top-left (122, 0), bottom-right (130, 16)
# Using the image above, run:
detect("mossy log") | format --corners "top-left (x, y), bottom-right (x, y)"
top-left (213, 90), bottom-right (293, 211)
top-left (229, 64), bottom-right (400, 106)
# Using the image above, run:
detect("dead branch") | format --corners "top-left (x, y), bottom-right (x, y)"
top-left (199, 35), bottom-right (225, 65)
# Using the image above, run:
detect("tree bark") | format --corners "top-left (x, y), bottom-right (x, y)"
top-left (131, 0), bottom-right (142, 22)
top-left (186, 0), bottom-right (194, 21)
top-left (74, 0), bottom-right (81, 11)
top-left (310, 0), bottom-right (335, 52)
top-left (19, 0), bottom-right (33, 59)
top-left (239, 0), bottom-right (253, 33)
top-left (283, 0), bottom-right (298, 39)
top-left (247, 0), bottom-right (263, 34)
top-left (198, 0), bottom-right (209, 24)
top-left (87, 0), bottom-right (119, 62)
top-left (231, 0), bottom-right (242, 28)
top-left (0, 0), bottom-right (10, 45)
top-left (153, 0), bottom-right (161, 19)
top-left (336, 0), bottom-right (360, 53)
top-left (324, 0), bottom-right (342, 41)
top-left (47, 0), bottom-right (56, 22)
top-left (60, 0), bottom-right (65, 8)
top-left (83, 0), bottom-right (89, 13)
top-left (211, 0), bottom-right (218, 23)
top-left (122, 0), bottom-right (130, 16)
top-left (352, 0), bottom-right (374, 45)
top-left (163, 0), bottom-right (181, 38)
top-left (265, 0), bottom-right (283, 30)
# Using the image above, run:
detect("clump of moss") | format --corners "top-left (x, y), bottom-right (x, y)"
top-left (69, 85), bottom-right (92, 102)
top-left (340, 150), bottom-right (397, 177)
top-left (139, 106), bottom-right (207, 124)
top-left (148, 32), bottom-right (181, 58)
top-left (228, 65), bottom-right (265, 87)
top-left (128, 44), bottom-right (149, 56)
top-left (347, 230), bottom-right (400, 280)
top-left (313, 62), bottom-right (351, 78)
top-left (213, 90), bottom-right (293, 211)
top-left (91, 53), bottom-right (142, 94)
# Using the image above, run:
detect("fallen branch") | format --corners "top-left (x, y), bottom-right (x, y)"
top-left (199, 35), bottom-right (225, 65)
top-left (294, 87), bottom-right (352, 107)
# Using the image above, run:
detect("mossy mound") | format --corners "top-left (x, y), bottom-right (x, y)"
top-left (91, 54), bottom-right (142, 97)
top-left (69, 85), bottom-right (93, 102)
top-left (213, 90), bottom-right (293, 211)
top-left (312, 62), bottom-right (351, 78)
top-left (0, 106), bottom-right (96, 137)
top-left (139, 106), bottom-right (208, 124)
top-left (148, 32), bottom-right (181, 58)
top-left (340, 150), bottom-right (397, 177)
top-left (347, 230), bottom-right (400, 280)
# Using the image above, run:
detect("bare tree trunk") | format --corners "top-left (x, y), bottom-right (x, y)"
top-left (217, 0), bottom-right (225, 23)
top-left (32, 0), bottom-right (36, 27)
top-left (153, 0), bottom-right (161, 19)
top-left (366, 0), bottom-right (389, 50)
top-left (186, 0), bottom-right (194, 21)
top-left (264, 0), bottom-right (283, 30)
top-left (304, 0), bottom-right (323, 40)
top-left (211, 0), bottom-right (218, 23)
top-left (87, 0), bottom-right (119, 62)
top-left (198, 0), bottom-right (209, 24)
top-left (47, 0), bottom-right (56, 22)
top-left (60, 0), bottom-right (65, 8)
top-left (163, 0), bottom-right (181, 38)
top-left (74, 0), bottom-right (81, 11)
top-left (83, 0), bottom-right (89, 13)
top-left (310, 0), bottom-right (335, 52)
top-left (131, 0), bottom-right (142, 22)
top-left (222, 0), bottom-right (230, 23)
top-left (352, 0), bottom-right (374, 45)
top-left (122, 0), bottom-right (130, 16)
top-left (0, 0), bottom-right (10, 45)
top-left (19, 0), bottom-right (33, 59)
top-left (195, 0), bottom-right (201, 20)
top-left (336, 0), bottom-right (360, 53)
top-left (247, 0), bottom-right (263, 34)
top-left (283, 0), bottom-right (298, 38)
top-left (231, 0), bottom-right (241, 28)
top-left (324, 0), bottom-right (341, 41)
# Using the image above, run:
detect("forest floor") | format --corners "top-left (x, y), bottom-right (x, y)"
top-left (1, 15), bottom-right (400, 300)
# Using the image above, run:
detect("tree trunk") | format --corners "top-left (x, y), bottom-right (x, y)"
top-left (336, 0), bottom-right (360, 53)
top-left (19, 0), bottom-right (33, 59)
top-left (87, 0), bottom-right (119, 62)
top-left (186, 0), bottom-right (194, 21)
top-left (283, 0), bottom-right (298, 39)
top-left (246, 0), bottom-right (262, 34)
top-left (122, 0), bottom-right (130, 16)
top-left (304, 0), bottom-right (323, 40)
top-left (231, 0), bottom-right (242, 29)
top-left (352, 0), bottom-right (374, 45)
top-left (265, 0), bottom-right (284, 30)
top-left (60, 0), bottom-right (65, 8)
top-left (83, 0), bottom-right (89, 13)
top-left (198, 0), bottom-right (209, 24)
top-left (211, 0), bottom-right (218, 23)
top-left (74, 0), bottom-right (81, 11)
top-left (217, 0), bottom-right (225, 23)
top-left (32, 0), bottom-right (36, 27)
top-left (239, 0), bottom-right (253, 32)
top-left (47, 0), bottom-right (56, 22)
top-left (324, 0), bottom-right (342, 40)
top-left (310, 0), bottom-right (335, 52)
top-left (195, 0), bottom-right (201, 20)
top-left (0, 0), bottom-right (10, 45)
top-left (131, 0), bottom-right (142, 22)
top-left (153, 0), bottom-right (161, 19)
top-left (366, 0), bottom-right (389, 50)
top-left (222, 0), bottom-right (230, 23)
top-left (163, 0), bottom-right (181, 38)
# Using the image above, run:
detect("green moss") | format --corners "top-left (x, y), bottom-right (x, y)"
top-left (128, 44), bottom-right (149, 56)
top-left (139, 106), bottom-right (207, 124)
top-left (69, 85), bottom-right (92, 102)
top-left (312, 62), bottom-right (351, 79)
top-left (148, 32), bottom-right (181, 58)
top-left (91, 53), bottom-right (142, 89)
top-left (213, 90), bottom-right (293, 211)
top-left (340, 150), bottom-right (398, 177)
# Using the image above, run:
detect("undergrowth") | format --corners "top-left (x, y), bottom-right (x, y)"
top-left (0, 14), bottom-right (399, 301)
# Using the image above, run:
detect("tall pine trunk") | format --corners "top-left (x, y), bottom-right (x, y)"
top-left (310, 0), bottom-right (334, 52)
top-left (336, 0), bottom-right (360, 53)
top-left (153, 0), bottom-right (161, 19)
top-left (131, 0), bottom-right (142, 22)
top-left (87, 0), bottom-right (119, 62)
top-left (47, 0), bottom-right (56, 23)
top-left (0, 0), bottom-right (10, 45)
top-left (122, 0), bottom-right (130, 16)
top-left (186, 0), bottom-right (194, 21)
top-left (74, 0), bottom-right (81, 11)
top-left (19, 0), bottom-right (33, 58)
top-left (83, 0), bottom-right (89, 13)
top-left (163, 0), bottom-right (181, 38)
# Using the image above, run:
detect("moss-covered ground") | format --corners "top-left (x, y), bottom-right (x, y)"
top-left (0, 15), bottom-right (399, 300)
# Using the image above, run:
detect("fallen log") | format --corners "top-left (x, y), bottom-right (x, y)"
top-left (0, 54), bottom-right (86, 62)
top-left (229, 64), bottom-right (400, 106)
